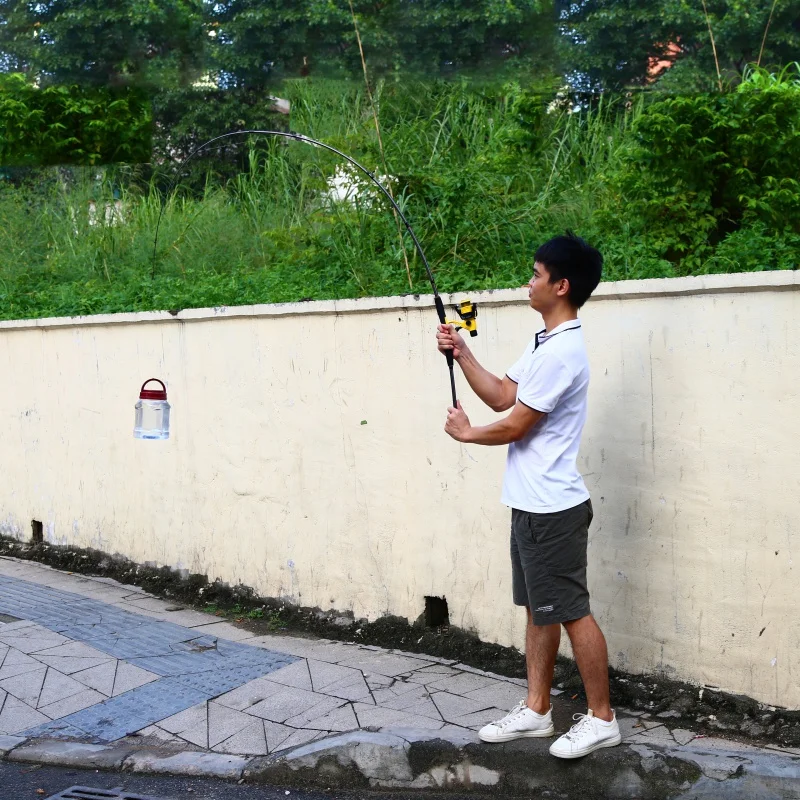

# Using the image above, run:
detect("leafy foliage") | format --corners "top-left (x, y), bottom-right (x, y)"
top-left (0, 0), bottom-right (205, 88)
top-left (1, 75), bottom-right (798, 322)
top-left (0, 73), bottom-right (152, 166)
top-left (561, 0), bottom-right (800, 90)
top-left (603, 63), bottom-right (800, 270)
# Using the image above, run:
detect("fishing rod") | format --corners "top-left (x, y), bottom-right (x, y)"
top-left (151, 129), bottom-right (477, 407)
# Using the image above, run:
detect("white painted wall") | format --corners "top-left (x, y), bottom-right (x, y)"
top-left (3, 271), bottom-right (799, 707)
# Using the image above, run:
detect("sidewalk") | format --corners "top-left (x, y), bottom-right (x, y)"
top-left (1, 555), bottom-right (799, 797)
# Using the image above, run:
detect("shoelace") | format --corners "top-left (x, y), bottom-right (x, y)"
top-left (563, 713), bottom-right (595, 741)
top-left (493, 700), bottom-right (528, 728)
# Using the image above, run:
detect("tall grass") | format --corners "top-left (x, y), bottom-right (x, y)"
top-left (0, 78), bottom-right (795, 322)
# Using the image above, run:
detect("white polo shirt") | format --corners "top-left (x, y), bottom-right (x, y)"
top-left (500, 320), bottom-right (591, 514)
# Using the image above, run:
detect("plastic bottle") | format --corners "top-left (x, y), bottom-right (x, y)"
top-left (134, 378), bottom-right (171, 440)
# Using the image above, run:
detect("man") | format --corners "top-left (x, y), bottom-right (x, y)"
top-left (436, 232), bottom-right (620, 758)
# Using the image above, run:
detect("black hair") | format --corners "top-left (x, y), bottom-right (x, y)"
top-left (534, 231), bottom-right (602, 308)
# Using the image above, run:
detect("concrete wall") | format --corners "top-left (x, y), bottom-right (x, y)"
top-left (2, 272), bottom-right (799, 707)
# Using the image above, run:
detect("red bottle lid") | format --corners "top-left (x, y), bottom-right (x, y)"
top-left (139, 378), bottom-right (167, 401)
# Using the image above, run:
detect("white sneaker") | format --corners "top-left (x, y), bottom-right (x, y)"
top-left (478, 700), bottom-right (555, 743)
top-left (549, 709), bottom-right (622, 758)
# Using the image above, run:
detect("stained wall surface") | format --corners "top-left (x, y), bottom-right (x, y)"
top-left (3, 272), bottom-right (798, 707)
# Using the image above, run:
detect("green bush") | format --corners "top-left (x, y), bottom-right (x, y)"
top-left (603, 64), bottom-right (800, 272)
top-left (1, 75), bottom-right (798, 322)
top-left (0, 74), bottom-right (152, 167)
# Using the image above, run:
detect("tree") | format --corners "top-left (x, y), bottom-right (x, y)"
top-left (206, 0), bottom-right (559, 88)
top-left (560, 0), bottom-right (800, 90)
top-left (0, 0), bottom-right (205, 87)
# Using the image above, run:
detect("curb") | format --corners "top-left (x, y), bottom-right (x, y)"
top-left (4, 729), bottom-right (800, 797)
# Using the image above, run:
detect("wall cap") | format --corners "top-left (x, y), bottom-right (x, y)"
top-left (2, 270), bottom-right (798, 332)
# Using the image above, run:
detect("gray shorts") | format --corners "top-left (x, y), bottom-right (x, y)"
top-left (510, 499), bottom-right (593, 626)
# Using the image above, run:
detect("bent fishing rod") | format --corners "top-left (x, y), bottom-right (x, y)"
top-left (151, 129), bottom-right (478, 407)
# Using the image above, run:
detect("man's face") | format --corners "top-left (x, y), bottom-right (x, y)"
top-left (526, 261), bottom-right (562, 312)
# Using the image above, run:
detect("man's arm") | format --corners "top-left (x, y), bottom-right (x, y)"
top-left (445, 400), bottom-right (544, 445)
top-left (436, 324), bottom-right (517, 412)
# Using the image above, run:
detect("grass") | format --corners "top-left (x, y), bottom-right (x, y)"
top-left (1, 77), bottom-right (797, 322)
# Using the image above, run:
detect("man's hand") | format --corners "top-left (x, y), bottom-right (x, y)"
top-left (445, 401), bottom-right (472, 442)
top-left (436, 324), bottom-right (468, 361)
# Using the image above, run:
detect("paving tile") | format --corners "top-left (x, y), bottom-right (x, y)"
top-left (388, 697), bottom-right (443, 721)
top-left (337, 653), bottom-right (434, 677)
top-left (261, 660), bottom-right (312, 691)
top-left (372, 680), bottom-right (430, 704)
top-left (0, 644), bottom-right (8, 666)
top-left (117, 597), bottom-right (176, 614)
top-left (136, 725), bottom-right (189, 745)
top-left (0, 649), bottom-right (45, 680)
top-left (364, 673), bottom-right (395, 690)
top-left (373, 682), bottom-right (427, 706)
top-left (351, 702), bottom-right (423, 729)
top-left (208, 702), bottom-right (256, 748)
top-left (352, 703), bottom-right (444, 731)
top-left (0, 631), bottom-right (70, 654)
top-left (0, 694), bottom-right (50, 734)
top-left (188, 622), bottom-right (256, 642)
top-left (33, 641), bottom-right (113, 660)
top-left (426, 672), bottom-right (499, 695)
top-left (214, 676), bottom-right (287, 713)
top-left (302, 703), bottom-right (360, 733)
top-left (282, 696), bottom-right (346, 728)
top-left (213, 720), bottom-right (268, 755)
top-left (1, 664), bottom-right (46, 706)
top-left (318, 673), bottom-right (374, 703)
top-left (448, 707), bottom-right (508, 729)
top-left (463, 682), bottom-right (525, 710)
top-left (429, 692), bottom-right (490, 722)
top-left (163, 609), bottom-right (222, 628)
top-left (764, 744), bottom-right (800, 757)
top-left (34, 654), bottom-right (112, 675)
top-left (248, 636), bottom-right (359, 663)
top-left (171, 661), bottom-right (295, 698)
top-left (30, 677), bottom-right (209, 742)
top-left (0, 621), bottom-right (38, 634)
top-left (263, 720), bottom-right (294, 752)
top-left (38, 688), bottom-right (106, 720)
top-left (307, 659), bottom-right (361, 692)
top-left (272, 728), bottom-right (325, 752)
top-left (626, 726), bottom-right (676, 746)
top-left (390, 649), bottom-right (458, 666)
top-left (246, 686), bottom-right (329, 724)
top-left (112, 662), bottom-right (159, 695)
top-left (108, 603), bottom-right (171, 621)
top-left (37, 669), bottom-right (89, 707)
top-left (159, 702), bottom-right (208, 735)
top-left (672, 728), bottom-right (698, 746)
top-left (405, 665), bottom-right (461, 685)
top-left (452, 663), bottom-right (511, 681)
top-left (72, 662), bottom-right (118, 696)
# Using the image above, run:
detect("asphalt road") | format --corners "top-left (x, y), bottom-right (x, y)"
top-left (0, 762), bottom-right (493, 800)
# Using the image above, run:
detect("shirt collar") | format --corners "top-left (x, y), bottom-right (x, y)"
top-left (536, 319), bottom-right (582, 342)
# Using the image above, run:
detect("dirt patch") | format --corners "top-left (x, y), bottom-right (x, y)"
top-left (2, 535), bottom-right (799, 748)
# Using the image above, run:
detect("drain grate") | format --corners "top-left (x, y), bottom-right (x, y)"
top-left (45, 788), bottom-right (160, 800)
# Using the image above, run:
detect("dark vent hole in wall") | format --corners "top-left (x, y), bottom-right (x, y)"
top-left (424, 595), bottom-right (449, 627)
top-left (31, 519), bottom-right (43, 544)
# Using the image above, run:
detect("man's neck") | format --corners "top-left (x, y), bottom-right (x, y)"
top-left (541, 306), bottom-right (579, 334)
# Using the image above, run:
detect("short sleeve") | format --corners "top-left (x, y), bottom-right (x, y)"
top-left (516, 351), bottom-right (573, 413)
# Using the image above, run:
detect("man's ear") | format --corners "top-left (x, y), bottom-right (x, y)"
top-left (556, 278), bottom-right (571, 298)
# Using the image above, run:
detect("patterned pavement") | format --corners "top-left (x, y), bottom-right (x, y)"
top-left (0, 556), bottom-right (533, 757)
